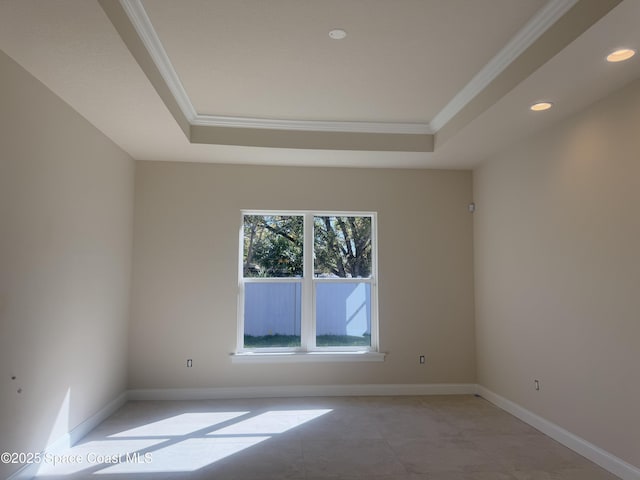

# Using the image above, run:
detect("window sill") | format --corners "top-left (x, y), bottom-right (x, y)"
top-left (230, 351), bottom-right (386, 364)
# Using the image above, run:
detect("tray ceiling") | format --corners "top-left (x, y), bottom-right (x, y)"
top-left (1, 0), bottom-right (639, 167)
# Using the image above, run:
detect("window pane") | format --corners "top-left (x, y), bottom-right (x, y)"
top-left (314, 216), bottom-right (372, 278)
top-left (243, 215), bottom-right (303, 278)
top-left (244, 283), bottom-right (301, 348)
top-left (315, 282), bottom-right (371, 347)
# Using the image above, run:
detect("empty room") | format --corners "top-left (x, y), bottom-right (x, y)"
top-left (1, 0), bottom-right (639, 479)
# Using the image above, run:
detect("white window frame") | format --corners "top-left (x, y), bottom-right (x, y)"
top-left (236, 210), bottom-right (380, 358)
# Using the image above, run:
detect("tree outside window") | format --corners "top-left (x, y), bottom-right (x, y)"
top-left (239, 212), bottom-right (378, 351)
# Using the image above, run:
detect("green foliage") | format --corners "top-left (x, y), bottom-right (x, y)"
top-left (244, 334), bottom-right (301, 348)
top-left (314, 216), bottom-right (372, 278)
top-left (244, 334), bottom-right (370, 348)
top-left (243, 214), bottom-right (372, 279)
top-left (243, 215), bottom-right (303, 277)
top-left (315, 333), bottom-right (371, 347)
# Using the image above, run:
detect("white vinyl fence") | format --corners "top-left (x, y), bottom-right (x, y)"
top-left (244, 282), bottom-right (371, 337)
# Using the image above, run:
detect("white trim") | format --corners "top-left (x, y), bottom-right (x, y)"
top-left (8, 385), bottom-right (637, 480)
top-left (119, 0), bottom-right (197, 121)
top-left (238, 211), bottom-right (379, 355)
top-left (119, 1), bottom-right (431, 135)
top-left (312, 277), bottom-right (374, 284)
top-left (430, 0), bottom-right (578, 131)
top-left (477, 386), bottom-right (640, 480)
top-left (49, 391), bottom-right (128, 453)
top-left (192, 114), bottom-right (433, 134)
top-left (127, 383), bottom-right (476, 401)
top-left (243, 277), bottom-right (304, 283)
top-left (236, 213), bottom-right (246, 354)
top-left (231, 351), bottom-right (386, 363)
top-left (303, 213), bottom-right (315, 350)
top-left (6, 391), bottom-right (128, 480)
top-left (120, 0), bottom-right (574, 136)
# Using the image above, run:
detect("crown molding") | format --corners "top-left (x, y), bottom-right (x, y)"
top-left (118, 0), bottom-right (433, 135)
top-left (120, 0), bottom-right (576, 137)
top-left (192, 114), bottom-right (433, 134)
top-left (430, 0), bottom-right (579, 131)
top-left (119, 0), bottom-right (197, 121)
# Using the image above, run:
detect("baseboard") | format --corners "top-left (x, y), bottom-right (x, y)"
top-left (6, 391), bottom-right (128, 480)
top-left (127, 383), bottom-right (477, 401)
top-left (477, 385), bottom-right (640, 480)
top-left (11, 384), bottom-right (636, 480)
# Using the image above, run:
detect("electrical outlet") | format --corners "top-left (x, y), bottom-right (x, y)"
top-left (419, 355), bottom-right (425, 364)
top-left (187, 359), bottom-right (193, 368)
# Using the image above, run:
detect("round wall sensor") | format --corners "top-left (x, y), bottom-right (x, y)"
top-left (329, 29), bottom-right (347, 40)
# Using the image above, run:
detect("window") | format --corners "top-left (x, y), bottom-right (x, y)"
top-left (238, 211), bottom-right (378, 355)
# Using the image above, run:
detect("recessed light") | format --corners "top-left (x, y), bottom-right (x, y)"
top-left (530, 102), bottom-right (553, 112)
top-left (329, 29), bottom-right (347, 40)
top-left (606, 48), bottom-right (636, 62)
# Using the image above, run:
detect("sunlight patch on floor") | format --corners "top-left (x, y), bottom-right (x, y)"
top-left (109, 411), bottom-right (248, 437)
top-left (210, 409), bottom-right (333, 435)
top-left (34, 408), bottom-right (332, 476)
top-left (36, 439), bottom-right (166, 476)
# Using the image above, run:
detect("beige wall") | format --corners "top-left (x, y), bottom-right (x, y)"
top-left (2, 28), bottom-right (637, 477)
top-left (474, 79), bottom-right (640, 467)
top-left (0, 51), bottom-right (134, 478)
top-left (129, 162), bottom-right (475, 389)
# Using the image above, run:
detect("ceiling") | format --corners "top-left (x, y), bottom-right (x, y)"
top-left (0, 0), bottom-right (639, 168)
top-left (142, 0), bottom-right (544, 123)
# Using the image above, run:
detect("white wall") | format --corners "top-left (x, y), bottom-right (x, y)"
top-left (129, 162), bottom-right (475, 389)
top-left (0, 51), bottom-right (134, 478)
top-left (474, 79), bottom-right (640, 468)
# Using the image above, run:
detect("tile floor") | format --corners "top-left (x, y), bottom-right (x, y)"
top-left (32, 395), bottom-right (619, 479)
